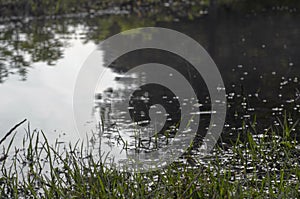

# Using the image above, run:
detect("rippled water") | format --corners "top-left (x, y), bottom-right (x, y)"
top-left (0, 11), bottom-right (299, 154)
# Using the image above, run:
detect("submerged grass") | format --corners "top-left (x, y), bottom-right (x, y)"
top-left (0, 116), bottom-right (299, 198)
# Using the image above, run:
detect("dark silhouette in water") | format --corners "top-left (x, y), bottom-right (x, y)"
top-left (128, 83), bottom-right (181, 137)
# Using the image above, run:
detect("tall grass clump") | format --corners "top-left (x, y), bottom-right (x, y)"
top-left (0, 115), bottom-right (299, 198)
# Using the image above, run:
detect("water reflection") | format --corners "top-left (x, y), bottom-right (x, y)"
top-left (0, 19), bottom-right (68, 82)
top-left (0, 11), bottom-right (299, 149)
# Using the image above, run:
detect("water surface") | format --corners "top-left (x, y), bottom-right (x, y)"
top-left (0, 12), bottom-right (299, 148)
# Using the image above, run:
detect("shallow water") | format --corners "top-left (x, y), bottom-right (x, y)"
top-left (0, 11), bottom-right (299, 154)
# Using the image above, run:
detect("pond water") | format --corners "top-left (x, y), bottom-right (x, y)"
top-left (0, 11), bottom-right (299, 156)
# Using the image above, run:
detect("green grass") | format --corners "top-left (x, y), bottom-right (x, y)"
top-left (0, 116), bottom-right (299, 198)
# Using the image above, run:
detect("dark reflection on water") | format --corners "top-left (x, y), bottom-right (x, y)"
top-left (0, 11), bottom-right (299, 148)
top-left (94, 12), bottom-right (300, 153)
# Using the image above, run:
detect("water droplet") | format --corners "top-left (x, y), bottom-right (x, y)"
top-left (280, 80), bottom-right (288, 86)
top-left (294, 77), bottom-right (298, 83)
